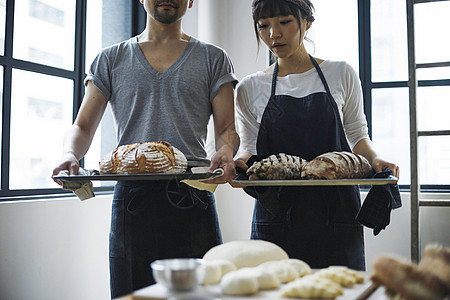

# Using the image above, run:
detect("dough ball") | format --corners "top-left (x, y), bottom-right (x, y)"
top-left (221, 270), bottom-right (259, 296)
top-left (202, 259), bottom-right (237, 285)
top-left (282, 258), bottom-right (312, 277)
top-left (203, 240), bottom-right (289, 269)
top-left (257, 260), bottom-right (299, 283)
top-left (238, 267), bottom-right (280, 290)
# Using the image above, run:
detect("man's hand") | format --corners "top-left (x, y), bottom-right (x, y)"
top-left (51, 153), bottom-right (80, 185)
top-left (204, 145), bottom-right (236, 185)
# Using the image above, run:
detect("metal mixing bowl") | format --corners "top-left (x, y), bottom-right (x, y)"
top-left (151, 258), bottom-right (206, 291)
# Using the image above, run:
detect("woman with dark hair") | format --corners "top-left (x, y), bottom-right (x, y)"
top-left (234, 0), bottom-right (399, 271)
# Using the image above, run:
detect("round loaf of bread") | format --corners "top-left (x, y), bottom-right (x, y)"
top-left (99, 141), bottom-right (187, 174)
top-left (203, 240), bottom-right (289, 269)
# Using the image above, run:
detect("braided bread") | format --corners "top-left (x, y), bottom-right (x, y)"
top-left (99, 141), bottom-right (187, 174)
top-left (246, 153), bottom-right (306, 180)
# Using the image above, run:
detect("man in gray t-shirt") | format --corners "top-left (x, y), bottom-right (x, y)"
top-left (52, 0), bottom-right (239, 297)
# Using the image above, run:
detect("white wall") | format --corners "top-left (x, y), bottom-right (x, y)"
top-left (0, 1), bottom-right (449, 299)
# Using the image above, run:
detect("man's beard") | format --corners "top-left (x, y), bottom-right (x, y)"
top-left (154, 1), bottom-right (179, 24)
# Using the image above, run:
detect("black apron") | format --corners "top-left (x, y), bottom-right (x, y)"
top-left (251, 56), bottom-right (365, 270)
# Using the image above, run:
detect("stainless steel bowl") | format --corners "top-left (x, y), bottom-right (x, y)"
top-left (151, 258), bottom-right (206, 291)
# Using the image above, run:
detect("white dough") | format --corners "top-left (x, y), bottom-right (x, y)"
top-left (203, 240), bottom-right (289, 269)
top-left (237, 267), bottom-right (280, 290)
top-left (221, 270), bottom-right (259, 295)
top-left (257, 260), bottom-right (299, 283)
top-left (282, 258), bottom-right (312, 277)
top-left (202, 259), bottom-right (237, 285)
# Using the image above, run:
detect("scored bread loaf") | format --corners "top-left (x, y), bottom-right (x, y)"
top-left (99, 141), bottom-right (187, 174)
top-left (301, 151), bottom-right (372, 180)
top-left (246, 153), bottom-right (306, 180)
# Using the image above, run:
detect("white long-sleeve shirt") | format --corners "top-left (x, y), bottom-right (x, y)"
top-left (235, 60), bottom-right (369, 155)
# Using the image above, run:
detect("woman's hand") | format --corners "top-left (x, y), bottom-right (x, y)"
top-left (371, 156), bottom-right (400, 179)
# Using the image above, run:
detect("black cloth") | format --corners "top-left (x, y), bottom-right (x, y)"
top-left (356, 168), bottom-right (402, 236)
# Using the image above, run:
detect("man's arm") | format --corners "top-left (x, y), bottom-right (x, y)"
top-left (52, 81), bottom-right (108, 180)
top-left (208, 82), bottom-right (240, 183)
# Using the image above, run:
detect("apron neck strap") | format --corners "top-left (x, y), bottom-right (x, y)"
top-left (270, 61), bottom-right (279, 97)
top-left (271, 55), bottom-right (333, 98)
top-left (309, 55), bottom-right (332, 97)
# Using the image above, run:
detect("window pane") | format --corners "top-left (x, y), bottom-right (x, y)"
top-left (371, 0), bottom-right (408, 82)
top-left (372, 88), bottom-right (410, 185)
top-left (10, 69), bottom-right (73, 189)
top-left (307, 0), bottom-right (359, 72)
top-left (0, 0), bottom-right (5, 55)
top-left (417, 66), bottom-right (450, 81)
top-left (415, 2), bottom-right (450, 64)
top-left (13, 0), bottom-right (76, 70)
top-left (85, 0), bottom-right (102, 72)
top-left (417, 86), bottom-right (450, 132)
top-left (419, 136), bottom-right (450, 185)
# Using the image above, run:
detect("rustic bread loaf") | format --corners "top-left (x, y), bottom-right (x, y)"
top-left (418, 244), bottom-right (450, 288)
top-left (371, 255), bottom-right (449, 300)
top-left (246, 153), bottom-right (306, 180)
top-left (301, 151), bottom-right (372, 180)
top-left (99, 141), bottom-right (187, 174)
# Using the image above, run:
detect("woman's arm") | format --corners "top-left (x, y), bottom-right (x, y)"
top-left (353, 138), bottom-right (400, 178)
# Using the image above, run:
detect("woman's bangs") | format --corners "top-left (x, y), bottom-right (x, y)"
top-left (254, 0), bottom-right (296, 20)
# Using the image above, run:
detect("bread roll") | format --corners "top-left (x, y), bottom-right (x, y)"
top-left (301, 151), bottom-right (372, 179)
top-left (280, 275), bottom-right (343, 299)
top-left (246, 153), bottom-right (306, 180)
top-left (99, 141), bottom-right (187, 174)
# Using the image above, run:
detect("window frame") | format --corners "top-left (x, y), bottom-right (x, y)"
top-left (0, 0), bottom-right (145, 200)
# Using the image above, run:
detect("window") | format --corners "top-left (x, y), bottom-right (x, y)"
top-left (0, 0), bottom-right (143, 199)
top-left (369, 0), bottom-right (450, 189)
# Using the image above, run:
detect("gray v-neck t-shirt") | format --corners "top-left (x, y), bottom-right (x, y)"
top-left (85, 36), bottom-right (237, 163)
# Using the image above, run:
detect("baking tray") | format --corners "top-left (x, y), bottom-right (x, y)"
top-left (53, 169), bottom-right (224, 183)
top-left (232, 176), bottom-right (398, 186)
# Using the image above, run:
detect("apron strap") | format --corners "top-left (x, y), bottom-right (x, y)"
top-left (309, 55), bottom-right (333, 97)
top-left (271, 61), bottom-right (279, 97)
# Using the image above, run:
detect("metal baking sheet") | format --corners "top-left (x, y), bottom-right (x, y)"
top-left (232, 176), bottom-right (398, 186)
top-left (53, 169), bottom-right (224, 182)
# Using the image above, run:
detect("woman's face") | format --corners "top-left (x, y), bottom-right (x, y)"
top-left (257, 14), bottom-right (309, 59)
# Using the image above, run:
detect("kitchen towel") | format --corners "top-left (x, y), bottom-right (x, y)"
top-left (56, 168), bottom-right (97, 200)
top-left (181, 167), bottom-right (224, 192)
top-left (356, 168), bottom-right (402, 236)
